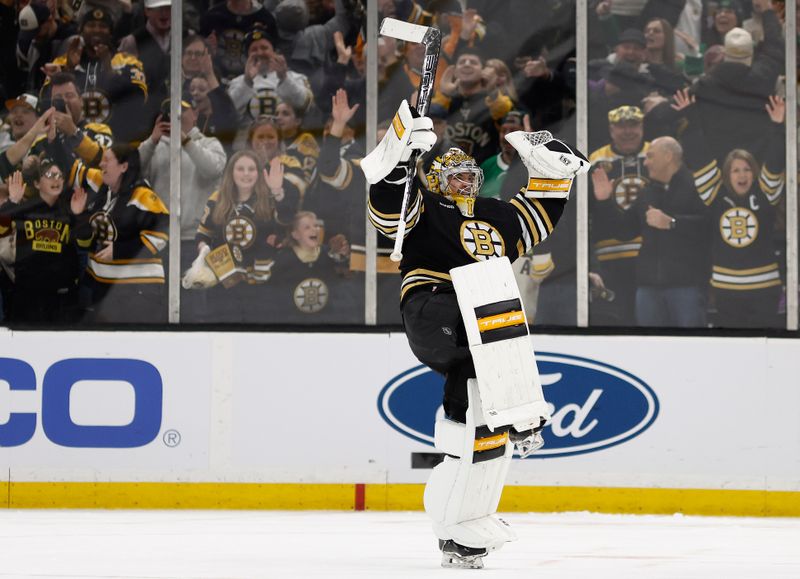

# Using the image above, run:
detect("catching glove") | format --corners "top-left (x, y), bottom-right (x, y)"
top-left (505, 130), bottom-right (590, 198)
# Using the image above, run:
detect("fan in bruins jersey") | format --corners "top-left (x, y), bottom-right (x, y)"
top-left (67, 144), bottom-right (169, 324)
top-left (192, 150), bottom-right (299, 322)
top-left (42, 7), bottom-right (148, 145)
top-left (678, 90), bottom-right (786, 328)
top-left (364, 99), bottom-right (589, 423)
top-left (588, 105), bottom-right (649, 326)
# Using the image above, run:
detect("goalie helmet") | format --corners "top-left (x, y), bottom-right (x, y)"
top-left (426, 148), bottom-right (484, 217)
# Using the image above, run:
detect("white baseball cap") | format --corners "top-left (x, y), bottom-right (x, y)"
top-left (144, 0), bottom-right (172, 8)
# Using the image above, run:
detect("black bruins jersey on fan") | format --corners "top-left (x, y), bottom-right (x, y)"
top-left (70, 161), bottom-right (169, 286)
top-left (46, 53), bottom-right (147, 144)
top-left (368, 167), bottom-right (566, 302)
top-left (690, 131), bottom-right (785, 292)
top-left (0, 197), bottom-right (87, 291)
top-left (196, 188), bottom-right (298, 285)
top-left (589, 142), bottom-right (649, 263)
top-left (269, 246), bottom-right (356, 323)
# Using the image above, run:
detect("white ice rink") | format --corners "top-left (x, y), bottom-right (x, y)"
top-left (2, 510), bottom-right (800, 578)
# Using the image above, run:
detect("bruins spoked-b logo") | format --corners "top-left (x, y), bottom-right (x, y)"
top-left (460, 220), bottom-right (504, 260)
top-left (82, 90), bottom-right (112, 125)
top-left (613, 175), bottom-right (647, 210)
top-left (294, 278), bottom-right (329, 313)
top-left (225, 217), bottom-right (256, 247)
top-left (720, 207), bottom-right (758, 248)
top-left (89, 211), bottom-right (117, 244)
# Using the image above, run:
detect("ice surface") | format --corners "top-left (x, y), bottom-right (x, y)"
top-left (1, 510), bottom-right (799, 578)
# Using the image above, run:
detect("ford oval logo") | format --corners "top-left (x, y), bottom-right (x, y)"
top-left (378, 352), bottom-right (658, 458)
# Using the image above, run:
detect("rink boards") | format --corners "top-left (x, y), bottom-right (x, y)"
top-left (1, 331), bottom-right (799, 516)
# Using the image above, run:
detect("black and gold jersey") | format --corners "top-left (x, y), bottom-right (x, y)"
top-left (690, 135), bottom-right (785, 292)
top-left (30, 120), bottom-right (113, 167)
top-left (70, 161), bottom-right (169, 285)
top-left (196, 189), bottom-right (298, 285)
top-left (589, 142), bottom-right (649, 264)
top-left (368, 167), bottom-right (566, 302)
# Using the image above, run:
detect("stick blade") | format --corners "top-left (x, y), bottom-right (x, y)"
top-left (380, 17), bottom-right (428, 43)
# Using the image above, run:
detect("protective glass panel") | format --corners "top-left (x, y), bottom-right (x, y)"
top-left (0, 3), bottom-right (169, 326)
top-left (179, 1), bottom-right (366, 325)
top-left (586, 0), bottom-right (787, 329)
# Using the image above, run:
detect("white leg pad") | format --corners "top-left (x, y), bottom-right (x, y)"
top-left (423, 381), bottom-right (516, 550)
top-left (450, 257), bottom-right (551, 432)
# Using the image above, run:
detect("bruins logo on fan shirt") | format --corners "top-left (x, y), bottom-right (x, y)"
top-left (720, 207), bottom-right (758, 248)
top-left (460, 220), bottom-right (504, 260)
top-left (293, 278), bottom-right (329, 313)
top-left (224, 216), bottom-right (256, 249)
top-left (82, 90), bottom-right (112, 125)
top-left (248, 90), bottom-right (279, 120)
top-left (90, 211), bottom-right (117, 243)
top-left (613, 175), bottom-right (647, 210)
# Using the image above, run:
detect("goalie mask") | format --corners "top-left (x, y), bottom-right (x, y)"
top-left (427, 148), bottom-right (484, 217)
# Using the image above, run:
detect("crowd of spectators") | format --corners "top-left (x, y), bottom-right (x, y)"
top-left (0, 0), bottom-right (791, 330)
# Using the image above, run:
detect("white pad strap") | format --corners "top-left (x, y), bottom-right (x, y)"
top-left (423, 380), bottom-right (516, 550)
top-left (450, 257), bottom-right (551, 433)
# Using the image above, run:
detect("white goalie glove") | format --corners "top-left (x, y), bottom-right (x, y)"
top-left (181, 244), bottom-right (217, 289)
top-left (505, 130), bottom-right (590, 198)
top-left (361, 99), bottom-right (437, 184)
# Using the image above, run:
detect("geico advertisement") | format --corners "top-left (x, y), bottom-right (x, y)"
top-left (0, 333), bottom-right (212, 472)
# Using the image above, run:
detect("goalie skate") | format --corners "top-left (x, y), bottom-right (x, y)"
top-left (439, 540), bottom-right (487, 569)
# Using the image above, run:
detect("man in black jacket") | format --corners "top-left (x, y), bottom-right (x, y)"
top-left (592, 136), bottom-right (710, 327)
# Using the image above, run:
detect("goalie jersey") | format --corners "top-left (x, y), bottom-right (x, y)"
top-left (368, 167), bottom-right (567, 302)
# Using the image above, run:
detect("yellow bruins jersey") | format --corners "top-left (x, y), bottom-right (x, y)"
top-left (368, 167), bottom-right (566, 302)
top-left (589, 143), bottom-right (649, 263)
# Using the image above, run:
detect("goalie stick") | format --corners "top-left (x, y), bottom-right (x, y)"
top-left (379, 18), bottom-right (442, 262)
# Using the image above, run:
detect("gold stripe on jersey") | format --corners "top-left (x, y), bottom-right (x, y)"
top-left (594, 237), bottom-right (643, 261)
top-left (283, 172), bottom-right (308, 198)
top-left (141, 230), bottom-right (168, 254)
top-left (509, 198), bottom-right (539, 247)
top-left (759, 167), bottom-right (784, 205)
top-left (693, 160), bottom-right (721, 206)
top-left (130, 187), bottom-right (169, 214)
top-left (76, 134), bottom-right (103, 164)
top-left (400, 268), bottom-right (452, 301)
top-left (319, 158), bottom-right (353, 190)
top-left (710, 263), bottom-right (781, 291)
top-left (529, 198), bottom-right (555, 234)
top-left (509, 194), bottom-right (555, 253)
top-left (368, 191), bottom-right (423, 239)
top-left (87, 257), bottom-right (165, 284)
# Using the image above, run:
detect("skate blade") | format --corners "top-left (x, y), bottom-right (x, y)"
top-left (441, 553), bottom-right (484, 569)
